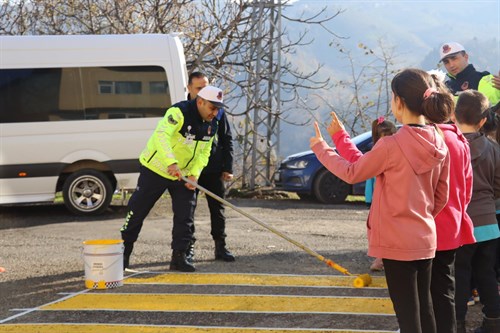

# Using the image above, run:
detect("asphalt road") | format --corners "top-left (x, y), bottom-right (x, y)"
top-left (0, 196), bottom-right (482, 331)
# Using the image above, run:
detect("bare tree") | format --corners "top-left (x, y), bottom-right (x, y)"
top-left (315, 39), bottom-right (400, 136)
top-left (0, 0), bottom-right (343, 188)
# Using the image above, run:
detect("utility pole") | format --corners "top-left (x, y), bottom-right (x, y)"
top-left (242, 0), bottom-right (282, 190)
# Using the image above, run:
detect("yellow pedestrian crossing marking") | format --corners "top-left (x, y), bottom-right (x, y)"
top-left (125, 272), bottom-right (388, 288)
top-left (0, 324), bottom-right (389, 333)
top-left (0, 272), bottom-right (394, 333)
top-left (41, 293), bottom-right (394, 314)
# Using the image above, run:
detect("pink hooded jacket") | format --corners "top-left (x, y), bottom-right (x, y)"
top-left (312, 125), bottom-right (450, 261)
top-left (332, 124), bottom-right (475, 252)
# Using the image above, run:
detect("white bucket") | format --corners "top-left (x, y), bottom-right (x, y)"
top-left (83, 239), bottom-right (124, 289)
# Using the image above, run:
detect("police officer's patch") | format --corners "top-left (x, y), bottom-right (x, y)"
top-left (168, 115), bottom-right (178, 125)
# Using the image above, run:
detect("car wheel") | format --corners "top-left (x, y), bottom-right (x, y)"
top-left (62, 169), bottom-right (113, 215)
top-left (312, 169), bottom-right (350, 204)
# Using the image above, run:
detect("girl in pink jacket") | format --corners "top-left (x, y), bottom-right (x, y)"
top-left (329, 102), bottom-right (475, 333)
top-left (310, 68), bottom-right (453, 333)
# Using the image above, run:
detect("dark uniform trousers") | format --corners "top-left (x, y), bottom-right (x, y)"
top-left (197, 172), bottom-right (227, 241)
top-left (121, 166), bottom-right (196, 251)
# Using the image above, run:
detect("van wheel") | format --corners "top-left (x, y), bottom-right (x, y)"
top-left (313, 169), bottom-right (350, 204)
top-left (62, 170), bottom-right (113, 215)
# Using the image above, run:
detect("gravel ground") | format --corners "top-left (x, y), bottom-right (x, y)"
top-left (0, 195), bottom-right (483, 330)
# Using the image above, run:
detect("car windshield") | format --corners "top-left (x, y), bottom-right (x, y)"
top-left (345, 131), bottom-right (371, 146)
top-left (283, 130), bottom-right (373, 161)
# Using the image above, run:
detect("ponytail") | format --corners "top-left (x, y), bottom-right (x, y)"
top-left (391, 68), bottom-right (454, 124)
top-left (372, 117), bottom-right (397, 144)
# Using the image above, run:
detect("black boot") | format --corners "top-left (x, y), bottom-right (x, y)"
top-left (185, 241), bottom-right (195, 264)
top-left (123, 241), bottom-right (134, 270)
top-left (169, 250), bottom-right (196, 272)
top-left (215, 240), bottom-right (235, 262)
top-left (475, 316), bottom-right (500, 333)
top-left (457, 320), bottom-right (466, 333)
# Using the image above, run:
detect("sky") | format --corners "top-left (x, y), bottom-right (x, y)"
top-left (276, 0), bottom-right (500, 157)
top-left (288, 0), bottom-right (499, 69)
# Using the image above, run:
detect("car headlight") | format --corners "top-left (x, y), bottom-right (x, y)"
top-left (285, 159), bottom-right (309, 169)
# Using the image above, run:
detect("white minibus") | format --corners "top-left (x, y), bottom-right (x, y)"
top-left (0, 34), bottom-right (188, 215)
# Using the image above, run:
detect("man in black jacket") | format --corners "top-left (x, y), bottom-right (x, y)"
top-left (439, 41), bottom-right (500, 105)
top-left (187, 72), bottom-right (235, 262)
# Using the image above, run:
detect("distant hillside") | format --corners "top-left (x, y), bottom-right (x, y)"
top-left (275, 1), bottom-right (499, 158)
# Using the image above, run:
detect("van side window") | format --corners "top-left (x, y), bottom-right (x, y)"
top-left (0, 66), bottom-right (170, 123)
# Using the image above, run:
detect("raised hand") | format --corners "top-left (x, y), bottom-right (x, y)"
top-left (310, 121), bottom-right (324, 148)
top-left (327, 112), bottom-right (345, 137)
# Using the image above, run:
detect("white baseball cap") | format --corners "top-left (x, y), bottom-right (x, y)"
top-left (197, 86), bottom-right (227, 109)
top-left (440, 42), bottom-right (466, 61)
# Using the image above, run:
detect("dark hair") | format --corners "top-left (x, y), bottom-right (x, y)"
top-left (454, 90), bottom-right (490, 127)
top-left (372, 118), bottom-right (397, 144)
top-left (391, 68), bottom-right (454, 124)
top-left (480, 101), bottom-right (500, 143)
top-left (188, 71), bottom-right (207, 84)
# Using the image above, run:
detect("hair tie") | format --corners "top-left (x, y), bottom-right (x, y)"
top-left (377, 116), bottom-right (385, 125)
top-left (423, 87), bottom-right (438, 100)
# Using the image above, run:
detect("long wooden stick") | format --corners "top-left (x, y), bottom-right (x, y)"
top-left (182, 176), bottom-right (352, 276)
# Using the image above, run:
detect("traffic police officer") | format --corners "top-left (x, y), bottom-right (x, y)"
top-left (440, 42), bottom-right (500, 105)
top-left (120, 86), bottom-right (226, 272)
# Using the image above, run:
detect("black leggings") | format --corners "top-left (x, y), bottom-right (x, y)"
top-left (431, 249), bottom-right (456, 333)
top-left (383, 258), bottom-right (436, 333)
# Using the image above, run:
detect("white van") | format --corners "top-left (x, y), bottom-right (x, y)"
top-left (0, 34), bottom-right (188, 215)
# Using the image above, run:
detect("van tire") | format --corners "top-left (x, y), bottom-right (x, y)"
top-left (312, 169), bottom-right (350, 204)
top-left (62, 169), bottom-right (113, 215)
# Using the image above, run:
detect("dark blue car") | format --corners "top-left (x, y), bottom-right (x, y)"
top-left (274, 130), bottom-right (373, 204)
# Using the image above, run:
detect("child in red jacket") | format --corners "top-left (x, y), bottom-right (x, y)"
top-left (430, 81), bottom-right (476, 333)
